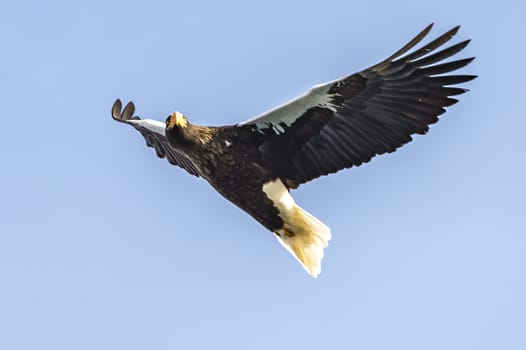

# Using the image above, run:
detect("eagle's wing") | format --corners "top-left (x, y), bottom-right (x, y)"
top-left (112, 99), bottom-right (201, 177)
top-left (238, 24), bottom-right (476, 188)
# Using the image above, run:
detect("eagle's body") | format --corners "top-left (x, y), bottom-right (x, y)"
top-left (174, 123), bottom-right (284, 231)
top-left (112, 24), bottom-right (476, 277)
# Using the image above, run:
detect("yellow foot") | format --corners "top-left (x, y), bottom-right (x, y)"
top-left (274, 227), bottom-right (295, 238)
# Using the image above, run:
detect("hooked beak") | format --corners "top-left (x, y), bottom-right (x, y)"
top-left (167, 111), bottom-right (187, 129)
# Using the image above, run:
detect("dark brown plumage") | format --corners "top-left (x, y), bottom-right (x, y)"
top-left (112, 24), bottom-right (476, 277)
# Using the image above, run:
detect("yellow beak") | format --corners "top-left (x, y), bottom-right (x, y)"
top-left (168, 111), bottom-right (187, 129)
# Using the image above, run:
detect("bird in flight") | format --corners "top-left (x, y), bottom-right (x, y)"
top-left (112, 24), bottom-right (475, 278)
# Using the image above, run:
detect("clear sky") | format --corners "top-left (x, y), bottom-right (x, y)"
top-left (0, 0), bottom-right (524, 349)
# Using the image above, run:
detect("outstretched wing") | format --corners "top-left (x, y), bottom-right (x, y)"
top-left (112, 99), bottom-right (201, 177)
top-left (239, 24), bottom-right (476, 188)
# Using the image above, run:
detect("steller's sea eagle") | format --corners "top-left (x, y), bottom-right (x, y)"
top-left (112, 24), bottom-right (476, 277)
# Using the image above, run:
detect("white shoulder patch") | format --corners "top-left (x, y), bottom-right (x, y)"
top-left (239, 79), bottom-right (341, 133)
top-left (128, 119), bottom-right (166, 136)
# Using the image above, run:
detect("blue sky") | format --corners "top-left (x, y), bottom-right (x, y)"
top-left (1, 0), bottom-right (524, 349)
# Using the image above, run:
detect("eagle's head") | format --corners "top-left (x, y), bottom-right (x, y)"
top-left (166, 111), bottom-right (188, 130)
top-left (165, 111), bottom-right (190, 147)
top-left (165, 110), bottom-right (216, 147)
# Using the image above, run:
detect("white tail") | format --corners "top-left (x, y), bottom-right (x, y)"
top-left (263, 179), bottom-right (332, 278)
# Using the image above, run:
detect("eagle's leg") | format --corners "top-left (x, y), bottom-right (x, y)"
top-left (274, 228), bottom-right (295, 238)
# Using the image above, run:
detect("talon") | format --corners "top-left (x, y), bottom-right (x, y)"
top-left (274, 228), bottom-right (295, 238)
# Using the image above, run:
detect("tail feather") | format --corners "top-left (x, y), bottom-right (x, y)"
top-left (275, 204), bottom-right (331, 278)
top-left (262, 178), bottom-right (331, 278)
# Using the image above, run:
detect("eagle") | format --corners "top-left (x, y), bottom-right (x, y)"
top-left (112, 24), bottom-right (475, 278)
